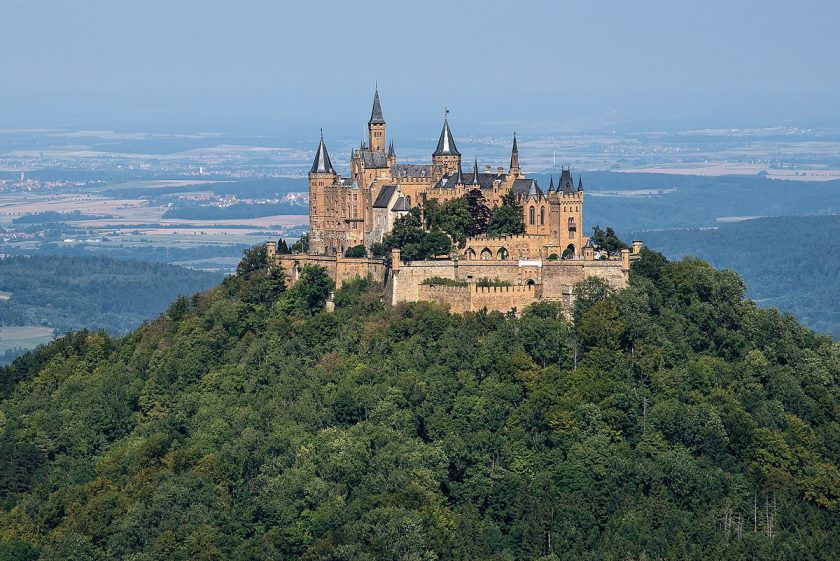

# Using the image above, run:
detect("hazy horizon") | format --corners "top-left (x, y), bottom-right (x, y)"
top-left (2, 0), bottom-right (839, 136)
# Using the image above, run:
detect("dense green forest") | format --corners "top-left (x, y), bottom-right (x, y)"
top-left (629, 215), bottom-right (840, 338)
top-left (0, 255), bottom-right (222, 336)
top-left (0, 249), bottom-right (838, 560)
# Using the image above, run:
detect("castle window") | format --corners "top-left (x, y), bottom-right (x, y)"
top-left (529, 206), bottom-right (535, 225)
top-left (540, 207), bottom-right (545, 225)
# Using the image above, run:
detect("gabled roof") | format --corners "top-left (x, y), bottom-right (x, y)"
top-left (368, 88), bottom-right (385, 125)
top-left (391, 196), bottom-right (411, 212)
top-left (511, 178), bottom-right (543, 199)
top-left (433, 118), bottom-right (460, 156)
top-left (392, 164), bottom-right (432, 178)
top-left (373, 184), bottom-right (398, 208)
top-left (358, 149), bottom-right (389, 169)
top-left (558, 168), bottom-right (575, 193)
top-left (436, 171), bottom-right (506, 190)
top-left (310, 133), bottom-right (335, 175)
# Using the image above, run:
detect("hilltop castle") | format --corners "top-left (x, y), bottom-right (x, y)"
top-left (308, 88), bottom-right (585, 260)
top-left (269, 89), bottom-right (642, 314)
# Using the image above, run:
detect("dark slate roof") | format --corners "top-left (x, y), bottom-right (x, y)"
top-left (392, 164), bottom-right (432, 178)
top-left (470, 159), bottom-right (480, 185)
top-left (433, 118), bottom-right (460, 156)
top-left (558, 168), bottom-right (575, 193)
top-left (391, 196), bottom-right (411, 212)
top-left (578, 176), bottom-right (584, 191)
top-left (437, 171), bottom-right (506, 190)
top-left (310, 134), bottom-right (335, 174)
top-left (359, 149), bottom-right (389, 169)
top-left (547, 175), bottom-right (555, 193)
top-left (373, 184), bottom-right (397, 208)
top-left (368, 89), bottom-right (385, 125)
top-left (512, 178), bottom-right (543, 199)
top-left (387, 141), bottom-right (395, 158)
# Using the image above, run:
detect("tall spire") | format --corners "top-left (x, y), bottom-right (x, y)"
top-left (509, 132), bottom-right (520, 173)
top-left (309, 131), bottom-right (335, 175)
top-left (578, 175), bottom-right (584, 192)
top-left (433, 110), bottom-right (461, 156)
top-left (471, 158), bottom-right (480, 185)
top-left (368, 86), bottom-right (385, 125)
top-left (548, 175), bottom-right (555, 193)
top-left (454, 165), bottom-right (465, 185)
top-left (387, 140), bottom-right (395, 159)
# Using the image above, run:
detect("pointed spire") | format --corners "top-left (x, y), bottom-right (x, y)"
top-left (387, 140), bottom-right (395, 159)
top-left (471, 158), bottom-right (480, 185)
top-left (548, 175), bottom-right (555, 193)
top-left (578, 175), bottom-right (584, 192)
top-left (454, 165), bottom-right (465, 185)
top-left (433, 111), bottom-right (461, 156)
top-left (310, 131), bottom-right (335, 175)
top-left (509, 132), bottom-right (520, 173)
top-left (368, 86), bottom-right (385, 125)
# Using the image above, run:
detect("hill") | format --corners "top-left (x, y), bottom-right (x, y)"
top-left (628, 215), bottom-right (840, 338)
top-left (0, 251), bottom-right (838, 560)
top-left (0, 255), bottom-right (223, 363)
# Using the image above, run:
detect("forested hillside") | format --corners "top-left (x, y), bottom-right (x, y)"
top-left (629, 215), bottom-right (840, 338)
top-left (0, 250), bottom-right (838, 560)
top-left (0, 255), bottom-right (222, 335)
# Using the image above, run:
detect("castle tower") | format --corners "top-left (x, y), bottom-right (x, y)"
top-left (309, 131), bottom-right (337, 255)
top-left (368, 87), bottom-right (386, 152)
top-left (432, 113), bottom-right (462, 174)
top-left (509, 132), bottom-right (521, 177)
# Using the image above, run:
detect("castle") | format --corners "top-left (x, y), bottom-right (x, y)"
top-left (269, 89), bottom-right (642, 314)
top-left (308, 88), bottom-right (584, 260)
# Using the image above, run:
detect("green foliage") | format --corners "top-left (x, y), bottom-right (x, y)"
top-left (290, 233), bottom-right (310, 254)
top-left (592, 225), bottom-right (629, 257)
top-left (236, 243), bottom-right (269, 276)
top-left (383, 210), bottom-right (451, 261)
top-left (0, 255), bottom-right (839, 560)
top-left (476, 277), bottom-right (511, 287)
top-left (0, 255), bottom-right (221, 336)
top-left (487, 192), bottom-right (525, 236)
top-left (369, 242), bottom-right (386, 257)
top-left (344, 244), bottom-right (367, 258)
top-left (420, 277), bottom-right (467, 287)
top-left (465, 189), bottom-right (492, 236)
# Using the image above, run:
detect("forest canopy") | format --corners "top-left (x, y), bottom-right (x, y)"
top-left (0, 248), bottom-right (838, 560)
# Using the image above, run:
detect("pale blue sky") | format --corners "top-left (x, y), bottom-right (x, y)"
top-left (1, 0), bottom-right (838, 135)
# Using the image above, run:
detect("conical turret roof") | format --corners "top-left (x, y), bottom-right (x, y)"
top-left (471, 158), bottom-right (480, 185)
top-left (433, 116), bottom-right (461, 156)
top-left (368, 88), bottom-right (385, 125)
top-left (310, 132), bottom-right (335, 175)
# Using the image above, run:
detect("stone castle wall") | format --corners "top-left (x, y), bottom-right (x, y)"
top-left (418, 284), bottom-right (540, 314)
top-left (273, 253), bottom-right (388, 288)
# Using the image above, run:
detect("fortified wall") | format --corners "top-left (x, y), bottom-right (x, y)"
top-left (268, 241), bottom-right (641, 315)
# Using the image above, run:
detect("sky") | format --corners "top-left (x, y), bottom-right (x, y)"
top-left (1, 0), bottom-right (839, 137)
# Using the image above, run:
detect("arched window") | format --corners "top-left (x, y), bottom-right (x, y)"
top-left (540, 206), bottom-right (545, 225)
top-left (464, 248), bottom-right (476, 259)
top-left (529, 206), bottom-right (535, 225)
top-left (480, 248), bottom-right (493, 260)
top-left (406, 195), bottom-right (411, 206)
top-left (497, 247), bottom-right (508, 260)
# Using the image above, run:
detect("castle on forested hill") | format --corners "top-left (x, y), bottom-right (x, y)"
top-left (269, 88), bottom-right (643, 314)
top-left (308, 87), bottom-right (585, 260)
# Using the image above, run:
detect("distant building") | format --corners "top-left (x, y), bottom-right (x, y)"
top-left (307, 88), bottom-right (585, 259)
top-left (269, 89), bottom-right (642, 314)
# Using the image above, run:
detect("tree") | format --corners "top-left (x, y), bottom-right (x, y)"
top-left (369, 242), bottom-right (386, 257)
top-left (236, 244), bottom-right (269, 276)
top-left (283, 265), bottom-right (334, 312)
top-left (436, 197), bottom-right (473, 243)
top-left (344, 245), bottom-right (367, 258)
top-left (591, 225), bottom-right (628, 257)
top-left (276, 239), bottom-right (290, 254)
top-left (422, 230), bottom-right (452, 258)
top-left (465, 189), bottom-right (492, 236)
top-left (487, 192), bottom-right (525, 236)
top-left (290, 234), bottom-right (310, 253)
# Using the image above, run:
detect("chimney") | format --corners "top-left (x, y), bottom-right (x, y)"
top-left (484, 165), bottom-right (492, 173)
